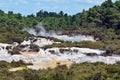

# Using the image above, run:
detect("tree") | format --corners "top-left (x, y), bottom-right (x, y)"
top-left (59, 11), bottom-right (64, 17)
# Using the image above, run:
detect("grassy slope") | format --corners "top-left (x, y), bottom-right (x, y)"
top-left (0, 27), bottom-right (31, 44)
top-left (0, 62), bottom-right (120, 80)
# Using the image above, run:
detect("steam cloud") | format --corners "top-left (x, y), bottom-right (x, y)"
top-left (23, 23), bottom-right (96, 42)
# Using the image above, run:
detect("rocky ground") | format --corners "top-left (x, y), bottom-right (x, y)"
top-left (0, 35), bottom-right (120, 71)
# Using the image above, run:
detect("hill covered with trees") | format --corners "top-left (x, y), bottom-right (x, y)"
top-left (0, 0), bottom-right (119, 53)
top-left (0, 0), bottom-right (120, 31)
top-left (0, 0), bottom-right (120, 80)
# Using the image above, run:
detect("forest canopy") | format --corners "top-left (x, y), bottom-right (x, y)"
top-left (0, 0), bottom-right (120, 32)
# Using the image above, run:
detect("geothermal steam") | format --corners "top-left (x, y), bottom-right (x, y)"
top-left (23, 23), bottom-right (96, 42)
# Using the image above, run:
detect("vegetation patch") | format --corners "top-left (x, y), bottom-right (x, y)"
top-left (0, 62), bottom-right (120, 80)
top-left (0, 27), bottom-right (31, 44)
top-left (42, 41), bottom-right (105, 50)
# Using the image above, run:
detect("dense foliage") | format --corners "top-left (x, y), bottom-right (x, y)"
top-left (1, 62), bottom-right (120, 80)
top-left (0, 0), bottom-right (120, 80)
top-left (0, 27), bottom-right (31, 43)
top-left (0, 0), bottom-right (120, 31)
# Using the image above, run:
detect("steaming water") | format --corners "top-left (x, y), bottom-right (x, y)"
top-left (23, 25), bottom-right (96, 42)
top-left (54, 35), bottom-right (95, 42)
top-left (0, 24), bottom-right (118, 70)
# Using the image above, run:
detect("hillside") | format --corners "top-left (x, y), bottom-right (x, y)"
top-left (0, 0), bottom-right (120, 80)
top-left (0, 0), bottom-right (120, 31)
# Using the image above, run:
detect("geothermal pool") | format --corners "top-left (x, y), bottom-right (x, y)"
top-left (54, 35), bottom-right (95, 42)
top-left (24, 26), bottom-right (96, 42)
top-left (0, 37), bottom-right (120, 71)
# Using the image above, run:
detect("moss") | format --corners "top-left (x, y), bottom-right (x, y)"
top-left (30, 44), bottom-right (39, 52)
top-left (104, 40), bottom-right (120, 54)
top-left (42, 41), bottom-right (105, 50)
top-left (8, 47), bottom-right (21, 55)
